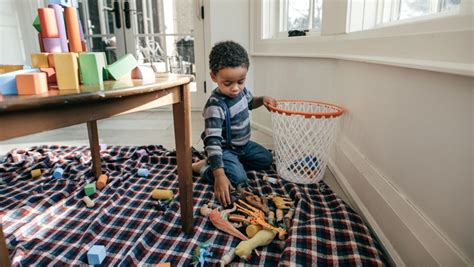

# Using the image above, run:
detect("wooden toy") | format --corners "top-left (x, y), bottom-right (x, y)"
top-left (39, 67), bottom-right (56, 83)
top-left (246, 224), bottom-right (262, 238)
top-left (64, 7), bottom-right (82, 52)
top-left (151, 189), bottom-right (173, 200)
top-left (238, 190), bottom-right (269, 214)
top-left (53, 167), bottom-right (64, 178)
top-left (268, 195), bottom-right (293, 210)
top-left (136, 149), bottom-right (147, 157)
top-left (137, 168), bottom-right (148, 177)
top-left (48, 0), bottom-right (73, 6)
top-left (131, 65), bottom-right (155, 82)
top-left (155, 263), bottom-right (170, 267)
top-left (54, 52), bottom-right (79, 90)
top-left (200, 204), bottom-right (248, 241)
top-left (219, 248), bottom-right (236, 266)
top-left (43, 37), bottom-right (62, 53)
top-left (99, 143), bottom-right (107, 151)
top-left (96, 174), bottom-right (108, 190)
top-left (235, 229), bottom-right (276, 260)
top-left (47, 54), bottom-right (55, 67)
top-left (87, 245), bottom-right (106, 265)
top-left (48, 4), bottom-right (69, 52)
top-left (31, 169), bottom-right (41, 178)
top-left (84, 183), bottom-right (96, 196)
top-left (82, 196), bottom-right (94, 208)
top-left (284, 208), bottom-right (295, 229)
top-left (31, 53), bottom-right (49, 68)
top-left (0, 65), bottom-right (23, 74)
top-left (38, 33), bottom-right (45, 52)
top-left (16, 73), bottom-right (48, 95)
top-left (106, 54), bottom-right (138, 80)
top-left (78, 53), bottom-right (106, 85)
top-left (38, 8), bottom-right (59, 38)
top-left (0, 69), bottom-right (40, 95)
top-left (263, 175), bottom-right (278, 184)
top-left (32, 15), bottom-right (41, 32)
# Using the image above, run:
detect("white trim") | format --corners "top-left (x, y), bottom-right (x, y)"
top-left (251, 52), bottom-right (474, 77)
top-left (330, 137), bottom-right (471, 266)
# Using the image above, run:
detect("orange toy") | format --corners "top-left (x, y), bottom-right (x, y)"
top-left (16, 73), bottom-right (48, 95)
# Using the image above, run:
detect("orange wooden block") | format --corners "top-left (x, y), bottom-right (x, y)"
top-left (96, 174), bottom-right (108, 190)
top-left (16, 73), bottom-right (48, 95)
top-left (155, 263), bottom-right (170, 267)
top-left (38, 8), bottom-right (59, 38)
top-left (31, 53), bottom-right (50, 68)
top-left (64, 7), bottom-right (82, 52)
top-left (47, 54), bottom-right (55, 68)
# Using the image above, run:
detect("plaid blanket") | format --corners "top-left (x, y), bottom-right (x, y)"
top-left (0, 145), bottom-right (388, 266)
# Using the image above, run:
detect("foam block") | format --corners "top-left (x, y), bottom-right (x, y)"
top-left (38, 8), bottom-right (59, 38)
top-left (0, 68), bottom-right (40, 95)
top-left (48, 4), bottom-right (69, 52)
top-left (87, 245), bottom-right (106, 265)
top-left (84, 183), bottom-right (96, 196)
top-left (43, 38), bottom-right (62, 53)
top-left (31, 53), bottom-right (50, 68)
top-left (106, 54), bottom-right (138, 80)
top-left (40, 67), bottom-right (56, 83)
top-left (54, 53), bottom-right (79, 90)
top-left (38, 33), bottom-right (46, 52)
top-left (16, 73), bottom-right (48, 95)
top-left (96, 174), bottom-right (108, 190)
top-left (83, 196), bottom-right (95, 208)
top-left (32, 15), bottom-right (41, 32)
top-left (78, 53), bottom-right (106, 85)
top-left (137, 168), bottom-right (148, 177)
top-left (31, 169), bottom-right (42, 178)
top-left (131, 65), bottom-right (155, 83)
top-left (136, 149), bottom-right (147, 157)
top-left (53, 167), bottom-right (64, 178)
top-left (100, 143), bottom-right (107, 151)
top-left (64, 7), bottom-right (82, 52)
top-left (151, 189), bottom-right (173, 200)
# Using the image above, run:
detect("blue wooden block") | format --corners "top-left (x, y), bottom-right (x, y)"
top-left (87, 245), bottom-right (106, 265)
top-left (53, 167), bottom-right (64, 179)
top-left (137, 168), bottom-right (148, 177)
top-left (0, 68), bottom-right (40, 95)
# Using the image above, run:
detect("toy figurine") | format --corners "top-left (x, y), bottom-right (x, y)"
top-left (268, 194), bottom-right (293, 210)
top-left (192, 240), bottom-right (213, 267)
top-left (200, 204), bottom-right (248, 241)
top-left (235, 229), bottom-right (276, 260)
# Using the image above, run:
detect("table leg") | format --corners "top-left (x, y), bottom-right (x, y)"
top-left (172, 84), bottom-right (194, 234)
top-left (87, 120), bottom-right (102, 179)
top-left (0, 223), bottom-right (11, 267)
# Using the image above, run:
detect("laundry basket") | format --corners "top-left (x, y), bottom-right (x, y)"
top-left (268, 100), bottom-right (344, 184)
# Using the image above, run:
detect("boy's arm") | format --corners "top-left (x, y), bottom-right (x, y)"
top-left (203, 104), bottom-right (226, 170)
top-left (252, 96), bottom-right (276, 110)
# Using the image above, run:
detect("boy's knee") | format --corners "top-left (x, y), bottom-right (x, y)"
top-left (258, 150), bottom-right (273, 168)
top-left (225, 166), bottom-right (248, 185)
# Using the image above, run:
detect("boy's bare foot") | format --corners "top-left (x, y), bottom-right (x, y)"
top-left (192, 158), bottom-right (207, 173)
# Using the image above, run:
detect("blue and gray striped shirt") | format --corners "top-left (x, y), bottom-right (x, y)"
top-left (201, 87), bottom-right (254, 170)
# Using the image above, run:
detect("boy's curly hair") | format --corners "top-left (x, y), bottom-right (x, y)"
top-left (209, 41), bottom-right (249, 75)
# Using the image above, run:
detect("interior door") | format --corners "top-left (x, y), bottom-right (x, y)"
top-left (79, 0), bottom-right (208, 109)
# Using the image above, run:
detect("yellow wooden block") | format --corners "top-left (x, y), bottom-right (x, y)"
top-left (0, 65), bottom-right (23, 74)
top-left (54, 52), bottom-right (79, 90)
top-left (31, 53), bottom-right (50, 68)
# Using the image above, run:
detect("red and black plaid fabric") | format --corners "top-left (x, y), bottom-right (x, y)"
top-left (0, 145), bottom-right (388, 266)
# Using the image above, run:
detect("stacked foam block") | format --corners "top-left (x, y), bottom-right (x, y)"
top-left (0, 0), bottom-right (147, 97)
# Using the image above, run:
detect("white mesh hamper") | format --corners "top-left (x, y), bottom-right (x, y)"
top-left (268, 100), bottom-right (344, 184)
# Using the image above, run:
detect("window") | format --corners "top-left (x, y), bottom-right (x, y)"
top-left (280, 0), bottom-right (323, 33)
top-left (348, 0), bottom-right (461, 32)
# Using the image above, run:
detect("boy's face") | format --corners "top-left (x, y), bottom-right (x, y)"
top-left (210, 66), bottom-right (248, 98)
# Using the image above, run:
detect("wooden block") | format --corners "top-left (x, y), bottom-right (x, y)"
top-left (38, 33), bottom-right (46, 52)
top-left (131, 65), bottom-right (155, 83)
top-left (78, 52), bottom-right (106, 85)
top-left (31, 53), bottom-right (50, 68)
top-left (16, 73), bottom-right (48, 95)
top-left (155, 263), bottom-right (171, 267)
top-left (38, 8), bottom-right (59, 38)
top-left (106, 54), bottom-right (138, 80)
top-left (87, 245), bottom-right (106, 265)
top-left (137, 168), bottom-right (149, 177)
top-left (83, 196), bottom-right (94, 208)
top-left (0, 69), bottom-right (41, 95)
top-left (47, 54), bottom-right (55, 68)
top-left (43, 38), bottom-right (62, 53)
top-left (151, 189), bottom-right (173, 200)
top-left (84, 183), bottom-right (96, 196)
top-left (48, 4), bottom-right (69, 52)
top-left (54, 52), bottom-right (79, 90)
top-left (0, 65), bottom-right (24, 74)
top-left (32, 15), bottom-right (41, 32)
top-left (48, 0), bottom-right (73, 7)
top-left (64, 7), bottom-right (82, 52)
top-left (40, 67), bottom-right (56, 83)
top-left (96, 174), bottom-right (108, 190)
top-left (53, 167), bottom-right (64, 178)
top-left (31, 169), bottom-right (42, 178)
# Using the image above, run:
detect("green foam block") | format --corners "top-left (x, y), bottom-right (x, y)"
top-left (106, 54), bottom-right (138, 80)
top-left (79, 52), bottom-right (107, 85)
top-left (33, 15), bottom-right (41, 32)
top-left (84, 183), bottom-right (96, 196)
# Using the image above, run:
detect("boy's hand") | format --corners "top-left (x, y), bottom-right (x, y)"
top-left (263, 96), bottom-right (277, 111)
top-left (214, 174), bottom-right (235, 207)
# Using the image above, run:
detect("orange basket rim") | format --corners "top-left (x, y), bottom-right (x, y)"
top-left (267, 100), bottom-right (345, 118)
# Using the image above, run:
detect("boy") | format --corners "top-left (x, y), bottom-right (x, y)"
top-left (192, 41), bottom-right (276, 206)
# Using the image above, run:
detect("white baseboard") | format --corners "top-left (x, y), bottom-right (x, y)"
top-left (329, 137), bottom-right (471, 266)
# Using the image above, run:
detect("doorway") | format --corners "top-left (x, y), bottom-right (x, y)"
top-left (77, 0), bottom-right (208, 109)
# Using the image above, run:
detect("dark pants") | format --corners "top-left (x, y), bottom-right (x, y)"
top-left (201, 141), bottom-right (273, 185)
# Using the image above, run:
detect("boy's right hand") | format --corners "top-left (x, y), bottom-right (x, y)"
top-left (214, 173), bottom-right (235, 207)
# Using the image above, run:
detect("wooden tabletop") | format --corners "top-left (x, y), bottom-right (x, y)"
top-left (0, 74), bottom-right (193, 112)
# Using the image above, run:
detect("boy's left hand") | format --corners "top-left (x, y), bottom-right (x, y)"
top-left (263, 96), bottom-right (276, 111)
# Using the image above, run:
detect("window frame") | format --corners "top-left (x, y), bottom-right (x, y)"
top-left (276, 0), bottom-right (323, 38)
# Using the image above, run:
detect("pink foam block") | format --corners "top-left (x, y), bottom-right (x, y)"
top-left (48, 4), bottom-right (69, 52)
top-left (43, 38), bottom-right (63, 53)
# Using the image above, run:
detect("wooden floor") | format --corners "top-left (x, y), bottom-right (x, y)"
top-left (0, 110), bottom-right (351, 205)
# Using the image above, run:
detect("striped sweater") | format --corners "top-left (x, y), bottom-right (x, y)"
top-left (201, 87), bottom-right (254, 170)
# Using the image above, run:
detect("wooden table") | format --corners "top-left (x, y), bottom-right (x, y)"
top-left (0, 74), bottom-right (195, 267)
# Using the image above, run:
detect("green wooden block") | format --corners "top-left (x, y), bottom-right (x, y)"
top-left (106, 54), bottom-right (138, 80)
top-left (33, 15), bottom-right (41, 32)
top-left (101, 52), bottom-right (110, 80)
top-left (84, 183), bottom-right (96, 196)
top-left (78, 53), bottom-right (106, 85)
